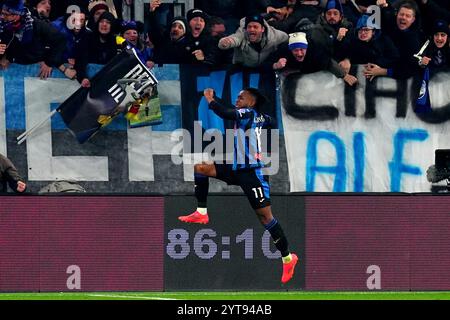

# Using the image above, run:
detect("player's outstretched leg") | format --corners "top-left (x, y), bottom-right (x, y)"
top-left (257, 208), bottom-right (299, 284)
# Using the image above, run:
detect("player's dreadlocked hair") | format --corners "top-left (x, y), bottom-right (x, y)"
top-left (243, 87), bottom-right (267, 111)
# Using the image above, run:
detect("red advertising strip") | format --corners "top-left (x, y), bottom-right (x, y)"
top-left (0, 196), bottom-right (164, 292)
top-left (305, 196), bottom-right (450, 290)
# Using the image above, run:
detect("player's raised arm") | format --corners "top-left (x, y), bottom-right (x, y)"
top-left (203, 88), bottom-right (239, 120)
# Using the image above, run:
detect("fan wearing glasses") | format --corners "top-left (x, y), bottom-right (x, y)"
top-left (336, 14), bottom-right (400, 83)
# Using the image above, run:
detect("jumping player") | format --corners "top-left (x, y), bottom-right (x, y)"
top-left (178, 87), bottom-right (298, 284)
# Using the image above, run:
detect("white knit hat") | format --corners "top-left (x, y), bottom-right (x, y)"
top-left (288, 32), bottom-right (308, 50)
top-left (172, 19), bottom-right (187, 33)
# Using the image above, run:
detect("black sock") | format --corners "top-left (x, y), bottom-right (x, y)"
top-left (194, 173), bottom-right (209, 208)
top-left (264, 218), bottom-right (289, 257)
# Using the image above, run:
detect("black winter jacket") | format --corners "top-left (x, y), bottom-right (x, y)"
top-left (3, 19), bottom-right (66, 67)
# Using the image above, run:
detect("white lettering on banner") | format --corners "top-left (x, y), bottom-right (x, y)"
top-left (123, 64), bottom-right (143, 80)
top-left (108, 83), bottom-right (125, 104)
top-left (24, 78), bottom-right (109, 181)
top-left (281, 68), bottom-right (450, 192)
top-left (6, 65), bottom-right (450, 191)
top-left (0, 78), bottom-right (6, 155)
top-left (108, 63), bottom-right (157, 104)
top-left (108, 64), bottom-right (142, 104)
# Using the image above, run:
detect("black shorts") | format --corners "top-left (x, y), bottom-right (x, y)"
top-left (214, 163), bottom-right (271, 210)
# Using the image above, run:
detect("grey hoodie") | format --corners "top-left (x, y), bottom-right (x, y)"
top-left (218, 17), bottom-right (288, 67)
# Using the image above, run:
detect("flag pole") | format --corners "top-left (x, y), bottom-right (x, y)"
top-left (414, 39), bottom-right (430, 61)
top-left (17, 109), bottom-right (58, 145)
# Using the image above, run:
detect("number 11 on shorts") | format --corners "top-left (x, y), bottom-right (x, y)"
top-left (252, 187), bottom-right (264, 199)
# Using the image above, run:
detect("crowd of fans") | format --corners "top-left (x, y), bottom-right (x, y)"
top-left (1, 0), bottom-right (449, 193)
top-left (0, 0), bottom-right (449, 88)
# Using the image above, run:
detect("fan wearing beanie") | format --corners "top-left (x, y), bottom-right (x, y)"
top-left (273, 32), bottom-right (308, 66)
top-left (363, 0), bottom-right (422, 81)
top-left (0, 0), bottom-right (67, 79)
top-left (118, 20), bottom-right (153, 68)
top-left (88, 0), bottom-right (117, 18)
top-left (50, 4), bottom-right (92, 80)
top-left (86, 0), bottom-right (118, 31)
top-left (317, 0), bottom-right (353, 46)
top-left (169, 18), bottom-right (186, 41)
top-left (149, 0), bottom-right (186, 43)
top-left (335, 14), bottom-right (399, 76)
top-left (175, 8), bottom-right (219, 65)
top-left (78, 11), bottom-right (119, 87)
top-left (147, 12), bottom-right (188, 65)
top-left (0, 0), bottom-right (28, 59)
top-left (218, 14), bottom-right (288, 68)
top-left (185, 8), bottom-right (209, 62)
top-left (418, 20), bottom-right (450, 70)
top-left (186, 8), bottom-right (208, 37)
top-left (271, 31), bottom-right (357, 86)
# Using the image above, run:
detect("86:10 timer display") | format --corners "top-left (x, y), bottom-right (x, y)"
top-left (166, 228), bottom-right (282, 260)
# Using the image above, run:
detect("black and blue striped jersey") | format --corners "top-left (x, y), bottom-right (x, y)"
top-left (208, 100), bottom-right (273, 170)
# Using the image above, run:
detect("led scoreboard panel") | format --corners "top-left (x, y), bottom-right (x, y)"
top-left (164, 195), bottom-right (306, 290)
top-left (2, 194), bottom-right (450, 291)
